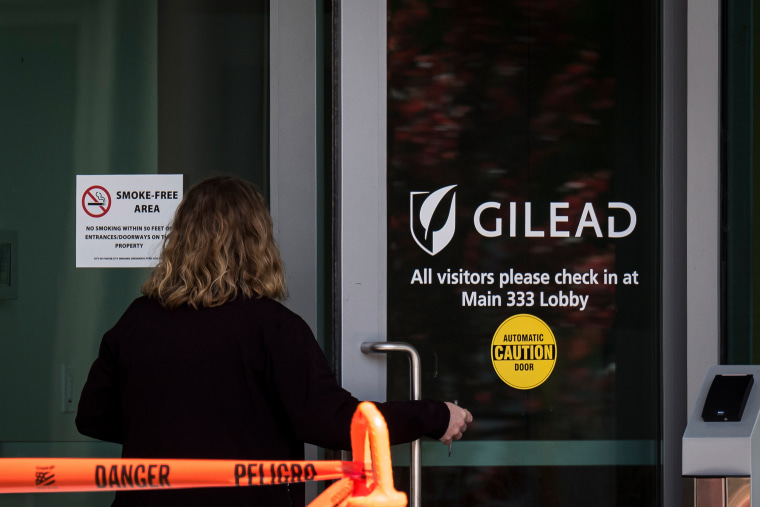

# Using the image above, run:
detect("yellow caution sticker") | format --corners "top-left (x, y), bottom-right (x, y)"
top-left (491, 314), bottom-right (557, 389)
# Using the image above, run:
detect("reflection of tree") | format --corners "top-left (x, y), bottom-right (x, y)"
top-left (387, 0), bottom-right (656, 450)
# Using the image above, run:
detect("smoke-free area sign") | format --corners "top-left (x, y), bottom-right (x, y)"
top-left (76, 174), bottom-right (183, 268)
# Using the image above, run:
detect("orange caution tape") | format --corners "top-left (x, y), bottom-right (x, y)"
top-left (0, 458), bottom-right (361, 494)
top-left (0, 402), bottom-right (407, 507)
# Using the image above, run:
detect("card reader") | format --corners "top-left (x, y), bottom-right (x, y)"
top-left (701, 374), bottom-right (754, 422)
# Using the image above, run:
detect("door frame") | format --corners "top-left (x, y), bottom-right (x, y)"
top-left (270, 0), bottom-right (390, 401)
top-left (270, 0), bottom-right (691, 505)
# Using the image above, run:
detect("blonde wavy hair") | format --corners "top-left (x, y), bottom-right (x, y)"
top-left (142, 176), bottom-right (287, 308)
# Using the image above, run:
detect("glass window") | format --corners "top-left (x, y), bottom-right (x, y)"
top-left (0, 2), bottom-right (268, 505)
top-left (722, 0), bottom-right (760, 364)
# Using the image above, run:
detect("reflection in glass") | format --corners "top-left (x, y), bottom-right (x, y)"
top-left (387, 0), bottom-right (661, 505)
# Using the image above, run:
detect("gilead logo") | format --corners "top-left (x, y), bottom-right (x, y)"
top-left (410, 185), bottom-right (457, 256)
top-left (409, 185), bottom-right (637, 255)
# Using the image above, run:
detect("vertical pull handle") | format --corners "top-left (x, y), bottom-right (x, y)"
top-left (360, 341), bottom-right (421, 507)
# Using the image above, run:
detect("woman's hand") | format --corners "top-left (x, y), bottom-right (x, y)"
top-left (439, 401), bottom-right (473, 445)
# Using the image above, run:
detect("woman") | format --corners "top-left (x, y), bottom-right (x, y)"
top-left (76, 176), bottom-right (472, 506)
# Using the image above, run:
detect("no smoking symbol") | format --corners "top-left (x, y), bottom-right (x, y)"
top-left (82, 185), bottom-right (111, 218)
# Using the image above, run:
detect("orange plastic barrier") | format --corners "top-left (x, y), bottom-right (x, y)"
top-left (308, 477), bottom-right (357, 507)
top-left (344, 402), bottom-right (407, 507)
top-left (0, 402), bottom-right (407, 507)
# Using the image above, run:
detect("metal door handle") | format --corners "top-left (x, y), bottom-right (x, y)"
top-left (361, 341), bottom-right (421, 507)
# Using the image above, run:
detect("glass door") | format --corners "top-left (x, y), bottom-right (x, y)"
top-left (336, 1), bottom-right (664, 506)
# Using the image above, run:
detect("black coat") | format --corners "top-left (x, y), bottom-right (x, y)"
top-left (76, 296), bottom-right (449, 506)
